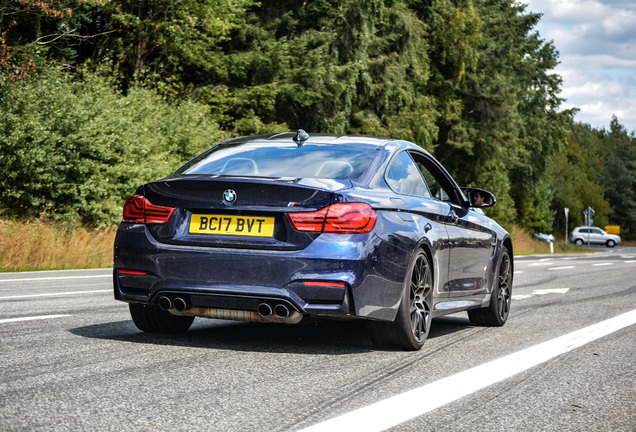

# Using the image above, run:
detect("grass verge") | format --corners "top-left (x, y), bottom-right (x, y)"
top-left (0, 219), bottom-right (116, 272)
top-left (0, 219), bottom-right (628, 272)
top-left (508, 225), bottom-right (584, 255)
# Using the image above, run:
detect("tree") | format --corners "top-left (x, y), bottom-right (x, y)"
top-left (0, 0), bottom-right (75, 83)
top-left (600, 117), bottom-right (636, 238)
top-left (0, 64), bottom-right (225, 225)
top-left (547, 122), bottom-right (610, 230)
top-left (428, 0), bottom-right (570, 230)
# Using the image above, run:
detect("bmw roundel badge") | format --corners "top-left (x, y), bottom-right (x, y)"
top-left (223, 189), bottom-right (237, 204)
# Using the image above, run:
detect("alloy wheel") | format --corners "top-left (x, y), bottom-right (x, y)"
top-left (410, 254), bottom-right (433, 343)
top-left (497, 252), bottom-right (512, 321)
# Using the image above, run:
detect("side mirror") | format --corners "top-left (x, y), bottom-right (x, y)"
top-left (462, 187), bottom-right (497, 208)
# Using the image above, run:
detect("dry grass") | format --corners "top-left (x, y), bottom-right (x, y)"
top-left (508, 225), bottom-right (552, 255)
top-left (0, 219), bottom-right (604, 272)
top-left (509, 225), bottom-right (589, 256)
top-left (0, 219), bottom-right (115, 272)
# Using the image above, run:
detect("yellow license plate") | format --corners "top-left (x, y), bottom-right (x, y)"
top-left (189, 214), bottom-right (275, 237)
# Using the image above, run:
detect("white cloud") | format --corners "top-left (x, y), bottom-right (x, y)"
top-left (520, 0), bottom-right (636, 132)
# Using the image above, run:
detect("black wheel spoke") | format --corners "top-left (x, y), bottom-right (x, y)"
top-left (496, 252), bottom-right (512, 320)
top-left (409, 254), bottom-right (432, 343)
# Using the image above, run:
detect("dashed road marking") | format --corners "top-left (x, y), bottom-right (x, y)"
top-left (0, 275), bottom-right (111, 283)
top-left (0, 315), bottom-right (71, 324)
top-left (547, 266), bottom-right (576, 271)
top-left (0, 290), bottom-right (112, 300)
top-left (512, 288), bottom-right (569, 300)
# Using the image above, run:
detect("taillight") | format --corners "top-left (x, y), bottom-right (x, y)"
top-left (323, 203), bottom-right (376, 233)
top-left (288, 207), bottom-right (328, 232)
top-left (122, 194), bottom-right (175, 224)
top-left (288, 203), bottom-right (376, 234)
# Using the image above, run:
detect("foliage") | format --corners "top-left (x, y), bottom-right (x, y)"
top-left (547, 122), bottom-right (611, 230)
top-left (0, 64), bottom-right (226, 225)
top-left (88, 0), bottom-right (255, 95)
top-left (0, 0), bottom-right (635, 239)
top-left (599, 117), bottom-right (636, 239)
top-left (430, 0), bottom-right (571, 230)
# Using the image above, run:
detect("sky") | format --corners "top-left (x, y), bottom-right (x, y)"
top-left (520, 0), bottom-right (636, 133)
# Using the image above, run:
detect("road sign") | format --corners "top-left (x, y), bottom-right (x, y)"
top-left (584, 207), bottom-right (595, 228)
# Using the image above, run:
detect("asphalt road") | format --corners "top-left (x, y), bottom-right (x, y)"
top-left (1, 247), bottom-right (635, 431)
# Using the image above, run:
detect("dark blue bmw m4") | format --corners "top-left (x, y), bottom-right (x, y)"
top-left (114, 130), bottom-right (513, 350)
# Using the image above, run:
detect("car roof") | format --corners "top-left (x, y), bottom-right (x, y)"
top-left (220, 131), bottom-right (414, 151)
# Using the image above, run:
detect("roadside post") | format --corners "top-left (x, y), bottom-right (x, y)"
top-left (564, 207), bottom-right (569, 245)
top-left (584, 207), bottom-right (595, 251)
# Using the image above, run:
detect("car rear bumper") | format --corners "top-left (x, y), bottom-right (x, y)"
top-left (113, 223), bottom-right (408, 321)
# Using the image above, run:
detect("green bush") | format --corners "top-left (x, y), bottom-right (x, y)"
top-left (0, 65), bottom-right (227, 226)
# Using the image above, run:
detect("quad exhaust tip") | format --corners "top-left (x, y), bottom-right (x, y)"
top-left (161, 297), bottom-right (296, 321)
top-left (158, 296), bottom-right (172, 311)
top-left (158, 295), bottom-right (189, 312)
top-left (257, 302), bottom-right (292, 319)
top-left (173, 297), bottom-right (189, 312)
top-left (257, 303), bottom-right (273, 318)
top-left (274, 304), bottom-right (290, 318)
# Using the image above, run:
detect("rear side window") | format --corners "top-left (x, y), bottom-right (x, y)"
top-left (175, 142), bottom-right (378, 180)
top-left (415, 161), bottom-right (452, 202)
top-left (385, 152), bottom-right (430, 197)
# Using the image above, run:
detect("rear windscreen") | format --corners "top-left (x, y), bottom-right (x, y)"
top-left (175, 142), bottom-right (379, 180)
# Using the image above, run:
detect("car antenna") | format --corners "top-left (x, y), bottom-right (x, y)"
top-left (293, 129), bottom-right (309, 147)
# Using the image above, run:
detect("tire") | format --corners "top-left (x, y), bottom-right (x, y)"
top-left (468, 246), bottom-right (512, 327)
top-left (129, 303), bottom-right (194, 334)
top-left (606, 239), bottom-right (616, 248)
top-left (574, 238), bottom-right (584, 246)
top-left (369, 250), bottom-right (433, 351)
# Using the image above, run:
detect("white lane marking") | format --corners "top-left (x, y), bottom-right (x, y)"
top-left (514, 271), bottom-right (524, 274)
top-left (300, 309), bottom-right (636, 432)
top-left (0, 290), bottom-right (111, 300)
top-left (547, 266), bottom-right (576, 270)
top-left (529, 262), bottom-right (554, 267)
top-left (0, 275), bottom-right (111, 283)
top-left (0, 268), bottom-right (111, 277)
top-left (592, 263), bottom-right (613, 267)
top-left (0, 314), bottom-right (71, 324)
top-left (532, 288), bottom-right (570, 295)
top-left (625, 261), bottom-right (636, 264)
top-left (512, 288), bottom-right (569, 300)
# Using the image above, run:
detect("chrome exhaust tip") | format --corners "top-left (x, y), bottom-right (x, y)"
top-left (274, 304), bottom-right (290, 319)
top-left (257, 303), bottom-right (273, 318)
top-left (173, 297), bottom-right (189, 312)
top-left (158, 296), bottom-right (173, 311)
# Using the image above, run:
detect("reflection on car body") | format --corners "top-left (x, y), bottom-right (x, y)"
top-left (113, 130), bottom-right (514, 350)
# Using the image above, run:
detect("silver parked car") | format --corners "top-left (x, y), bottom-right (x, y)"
top-left (570, 226), bottom-right (621, 247)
